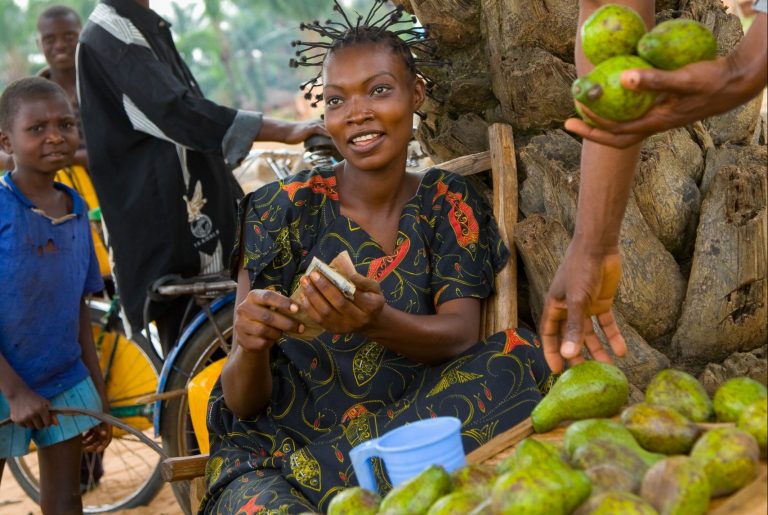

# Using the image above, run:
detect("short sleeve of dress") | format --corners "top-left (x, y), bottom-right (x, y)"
top-left (426, 171), bottom-right (509, 306)
top-left (230, 182), bottom-right (297, 294)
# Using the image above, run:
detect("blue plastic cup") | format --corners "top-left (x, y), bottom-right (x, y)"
top-left (349, 417), bottom-right (466, 492)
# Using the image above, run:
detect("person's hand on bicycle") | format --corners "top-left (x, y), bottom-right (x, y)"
top-left (7, 384), bottom-right (58, 429)
top-left (300, 272), bottom-right (385, 334)
top-left (82, 390), bottom-right (112, 452)
top-left (234, 289), bottom-right (304, 352)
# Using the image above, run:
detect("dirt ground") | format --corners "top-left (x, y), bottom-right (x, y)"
top-left (0, 474), bottom-right (183, 515)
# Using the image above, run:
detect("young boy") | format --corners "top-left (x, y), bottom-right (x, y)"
top-left (0, 77), bottom-right (111, 513)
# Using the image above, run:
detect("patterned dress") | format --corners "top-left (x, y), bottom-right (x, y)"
top-left (202, 167), bottom-right (551, 514)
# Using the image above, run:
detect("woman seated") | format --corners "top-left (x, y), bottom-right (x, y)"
top-left (202, 2), bottom-right (551, 513)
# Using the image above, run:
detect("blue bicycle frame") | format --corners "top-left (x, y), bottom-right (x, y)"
top-left (153, 292), bottom-right (235, 435)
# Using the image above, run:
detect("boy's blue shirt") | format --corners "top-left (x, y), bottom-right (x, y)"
top-left (0, 172), bottom-right (103, 399)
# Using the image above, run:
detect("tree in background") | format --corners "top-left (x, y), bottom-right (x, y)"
top-left (0, 0), bottom-right (368, 118)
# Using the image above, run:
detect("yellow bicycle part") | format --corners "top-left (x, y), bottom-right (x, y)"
top-left (188, 358), bottom-right (227, 454)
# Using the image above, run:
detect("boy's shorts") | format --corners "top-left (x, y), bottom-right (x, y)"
top-left (0, 376), bottom-right (102, 458)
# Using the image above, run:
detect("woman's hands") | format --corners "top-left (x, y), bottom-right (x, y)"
top-left (234, 289), bottom-right (304, 353)
top-left (299, 271), bottom-right (385, 335)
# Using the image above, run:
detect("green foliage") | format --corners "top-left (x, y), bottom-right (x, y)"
top-left (0, 0), bottom-right (371, 116)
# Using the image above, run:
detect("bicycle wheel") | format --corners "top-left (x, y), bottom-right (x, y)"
top-left (160, 306), bottom-right (232, 514)
top-left (8, 299), bottom-right (165, 512)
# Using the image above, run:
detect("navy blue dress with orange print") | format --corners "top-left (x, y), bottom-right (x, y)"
top-left (202, 167), bottom-right (551, 514)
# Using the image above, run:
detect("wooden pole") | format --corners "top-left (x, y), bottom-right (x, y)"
top-left (486, 123), bottom-right (518, 334)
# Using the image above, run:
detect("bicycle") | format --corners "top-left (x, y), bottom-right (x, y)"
top-left (7, 295), bottom-right (165, 513)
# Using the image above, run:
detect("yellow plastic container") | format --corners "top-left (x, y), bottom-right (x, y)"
top-left (187, 358), bottom-right (227, 454)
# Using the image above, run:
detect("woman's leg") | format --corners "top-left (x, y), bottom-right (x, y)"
top-left (38, 435), bottom-right (82, 514)
top-left (204, 467), bottom-right (316, 515)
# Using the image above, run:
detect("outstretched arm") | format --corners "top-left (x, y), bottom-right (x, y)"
top-left (540, 0), bottom-right (654, 373)
top-left (566, 12), bottom-right (767, 148)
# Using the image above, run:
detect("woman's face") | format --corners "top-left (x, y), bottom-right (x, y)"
top-left (322, 41), bottom-right (425, 173)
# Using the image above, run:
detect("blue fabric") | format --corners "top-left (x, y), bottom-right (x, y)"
top-left (0, 172), bottom-right (103, 398)
top-left (0, 376), bottom-right (102, 458)
top-left (754, 0), bottom-right (767, 13)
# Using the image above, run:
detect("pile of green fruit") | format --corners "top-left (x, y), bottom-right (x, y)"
top-left (326, 363), bottom-right (766, 515)
top-left (573, 4), bottom-right (717, 122)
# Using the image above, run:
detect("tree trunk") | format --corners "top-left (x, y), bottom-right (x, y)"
top-left (672, 158), bottom-right (768, 367)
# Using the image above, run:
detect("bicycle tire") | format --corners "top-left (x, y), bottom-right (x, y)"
top-left (8, 299), bottom-right (165, 513)
top-left (160, 306), bottom-right (233, 515)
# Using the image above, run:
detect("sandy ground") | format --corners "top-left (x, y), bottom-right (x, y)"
top-left (0, 471), bottom-right (184, 515)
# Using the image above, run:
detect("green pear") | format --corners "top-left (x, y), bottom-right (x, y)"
top-left (450, 463), bottom-right (496, 496)
top-left (379, 465), bottom-right (452, 514)
top-left (497, 438), bottom-right (591, 513)
top-left (531, 361), bottom-right (629, 433)
top-left (738, 398), bottom-right (767, 458)
top-left (327, 487), bottom-right (381, 515)
top-left (585, 463), bottom-right (641, 494)
top-left (621, 402), bottom-right (700, 455)
top-left (690, 427), bottom-right (760, 497)
top-left (638, 18), bottom-right (717, 70)
top-left (713, 377), bottom-right (768, 422)
top-left (572, 55), bottom-right (657, 122)
top-left (426, 491), bottom-right (484, 515)
top-left (640, 456), bottom-right (710, 515)
top-left (575, 491), bottom-right (658, 515)
top-left (564, 418), bottom-right (663, 467)
top-left (571, 438), bottom-right (651, 491)
top-left (645, 369), bottom-right (713, 423)
top-left (581, 4), bottom-right (647, 65)
top-left (491, 469), bottom-right (567, 515)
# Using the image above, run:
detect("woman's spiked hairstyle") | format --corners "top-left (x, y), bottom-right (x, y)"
top-left (289, 0), bottom-right (444, 107)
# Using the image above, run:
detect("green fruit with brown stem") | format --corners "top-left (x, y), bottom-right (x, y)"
top-left (645, 369), bottom-right (713, 423)
top-left (713, 376), bottom-right (767, 422)
top-left (574, 491), bottom-right (658, 515)
top-left (640, 456), bottom-right (710, 515)
top-left (572, 55), bottom-right (657, 122)
top-left (621, 402), bottom-right (700, 455)
top-left (690, 427), bottom-right (760, 497)
top-left (379, 465), bottom-right (452, 514)
top-left (738, 398), bottom-right (767, 458)
top-left (581, 4), bottom-right (647, 66)
top-left (638, 18), bottom-right (717, 70)
top-left (564, 418), bottom-right (663, 467)
top-left (327, 487), bottom-right (381, 515)
top-left (531, 361), bottom-right (630, 433)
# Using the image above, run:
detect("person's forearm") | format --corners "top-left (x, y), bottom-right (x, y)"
top-left (725, 13), bottom-right (767, 104)
top-left (573, 0), bottom-right (652, 249)
top-left (221, 344), bottom-right (273, 419)
top-left (362, 303), bottom-right (480, 365)
top-left (77, 299), bottom-right (108, 403)
top-left (254, 118), bottom-right (293, 143)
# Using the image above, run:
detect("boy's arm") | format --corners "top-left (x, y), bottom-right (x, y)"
top-left (0, 353), bottom-right (56, 429)
top-left (540, 0), bottom-right (654, 373)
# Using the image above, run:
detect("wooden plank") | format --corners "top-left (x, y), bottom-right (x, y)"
top-left (190, 477), bottom-right (207, 513)
top-left (467, 417), bottom-right (533, 464)
top-left (487, 123), bottom-right (518, 332)
top-left (431, 151), bottom-right (490, 177)
top-left (162, 454), bottom-right (209, 481)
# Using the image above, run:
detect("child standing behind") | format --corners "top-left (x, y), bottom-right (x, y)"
top-left (0, 77), bottom-right (111, 514)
